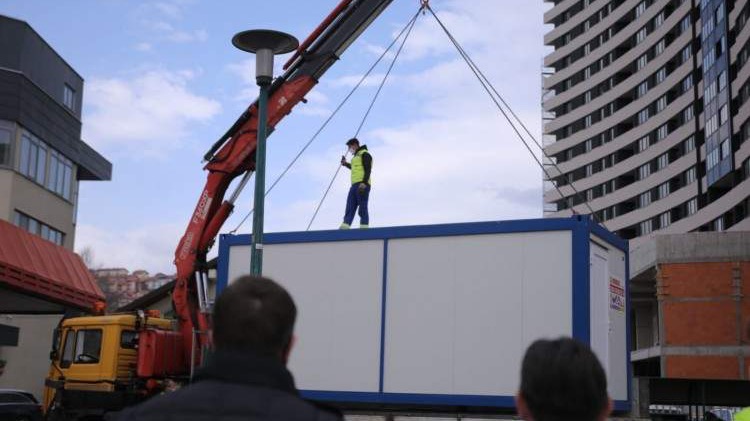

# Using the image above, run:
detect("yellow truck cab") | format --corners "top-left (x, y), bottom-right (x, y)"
top-left (43, 313), bottom-right (172, 420)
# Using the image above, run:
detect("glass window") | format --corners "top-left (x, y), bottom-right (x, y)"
top-left (680, 15), bottom-right (691, 34)
top-left (682, 74), bottom-right (693, 92)
top-left (657, 124), bottom-right (668, 140)
top-left (638, 54), bottom-right (648, 70)
top-left (686, 167), bottom-right (697, 184)
top-left (720, 139), bottom-right (731, 158)
top-left (682, 45), bottom-right (692, 63)
top-left (63, 84), bottom-right (76, 110)
top-left (687, 198), bottom-right (698, 215)
top-left (640, 219), bottom-right (653, 235)
top-left (639, 136), bottom-right (650, 152)
top-left (683, 106), bottom-right (694, 122)
top-left (636, 1), bottom-right (647, 18)
top-left (121, 330), bottom-right (138, 349)
top-left (656, 67), bottom-right (667, 84)
top-left (640, 192), bottom-right (652, 207)
top-left (636, 28), bottom-right (647, 44)
top-left (60, 330), bottom-right (76, 368)
top-left (638, 108), bottom-right (650, 125)
top-left (639, 163), bottom-right (651, 179)
top-left (718, 71), bottom-right (727, 91)
top-left (715, 3), bottom-right (725, 23)
top-left (18, 132), bottom-right (46, 184)
top-left (657, 96), bottom-right (667, 113)
top-left (657, 153), bottom-right (669, 170)
top-left (0, 128), bottom-right (10, 166)
top-left (655, 39), bottom-right (665, 56)
top-left (73, 330), bottom-right (102, 364)
top-left (637, 81), bottom-right (649, 97)
top-left (654, 12), bottom-right (664, 28)
top-left (685, 136), bottom-right (695, 153)
top-left (660, 211), bottom-right (671, 228)
top-left (719, 104), bottom-right (728, 125)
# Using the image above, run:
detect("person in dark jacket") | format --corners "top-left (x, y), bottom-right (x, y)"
top-left (339, 137), bottom-right (372, 229)
top-left (516, 337), bottom-right (612, 421)
top-left (114, 276), bottom-right (342, 421)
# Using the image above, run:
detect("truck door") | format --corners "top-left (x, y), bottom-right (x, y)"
top-left (58, 328), bottom-right (110, 391)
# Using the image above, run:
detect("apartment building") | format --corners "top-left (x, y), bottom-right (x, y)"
top-left (542, 0), bottom-right (750, 244)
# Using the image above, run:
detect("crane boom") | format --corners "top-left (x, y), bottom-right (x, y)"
top-left (172, 0), bottom-right (394, 365)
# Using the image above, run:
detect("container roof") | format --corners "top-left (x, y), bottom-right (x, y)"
top-left (0, 219), bottom-right (103, 311)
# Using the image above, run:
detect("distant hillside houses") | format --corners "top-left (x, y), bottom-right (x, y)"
top-left (92, 268), bottom-right (173, 309)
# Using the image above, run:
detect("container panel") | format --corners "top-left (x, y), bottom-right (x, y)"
top-left (227, 240), bottom-right (384, 392)
top-left (384, 231), bottom-right (572, 396)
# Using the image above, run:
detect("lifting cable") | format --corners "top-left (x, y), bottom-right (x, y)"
top-left (306, 5), bottom-right (422, 230)
top-left (424, 5), bottom-right (604, 227)
top-left (228, 7), bottom-right (424, 234)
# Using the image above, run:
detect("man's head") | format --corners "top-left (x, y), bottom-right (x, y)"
top-left (346, 137), bottom-right (360, 153)
top-left (212, 276), bottom-right (297, 362)
top-left (516, 337), bottom-right (611, 421)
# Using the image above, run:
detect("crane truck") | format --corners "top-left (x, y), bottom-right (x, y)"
top-left (41, 1), bottom-right (394, 418)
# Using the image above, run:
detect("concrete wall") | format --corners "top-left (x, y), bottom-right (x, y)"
top-left (0, 314), bottom-right (62, 400)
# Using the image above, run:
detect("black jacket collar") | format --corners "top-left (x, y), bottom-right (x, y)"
top-left (194, 349), bottom-right (297, 395)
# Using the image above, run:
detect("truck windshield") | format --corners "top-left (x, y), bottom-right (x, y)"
top-left (60, 329), bottom-right (103, 367)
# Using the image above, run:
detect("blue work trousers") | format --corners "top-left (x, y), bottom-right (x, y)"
top-left (343, 182), bottom-right (370, 226)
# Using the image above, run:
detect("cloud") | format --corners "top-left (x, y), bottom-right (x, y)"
top-left (327, 73), bottom-right (389, 89)
top-left (77, 223), bottom-right (183, 274)
top-left (134, 42), bottom-right (153, 52)
top-left (146, 20), bottom-right (208, 43)
top-left (83, 69), bottom-right (221, 157)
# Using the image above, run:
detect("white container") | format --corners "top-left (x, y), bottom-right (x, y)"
top-left (217, 216), bottom-right (630, 410)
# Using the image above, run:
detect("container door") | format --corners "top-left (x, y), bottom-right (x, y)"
top-left (590, 243), bottom-right (610, 376)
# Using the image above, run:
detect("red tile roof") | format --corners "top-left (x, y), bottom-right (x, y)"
top-left (0, 219), bottom-right (104, 310)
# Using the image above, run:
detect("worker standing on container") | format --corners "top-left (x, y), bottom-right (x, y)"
top-left (339, 137), bottom-right (372, 229)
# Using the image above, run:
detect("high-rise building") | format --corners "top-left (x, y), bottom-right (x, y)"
top-left (0, 14), bottom-right (111, 249)
top-left (542, 0), bottom-right (750, 245)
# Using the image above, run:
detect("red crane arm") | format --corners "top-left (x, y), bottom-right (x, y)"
top-left (170, 0), bottom-right (395, 367)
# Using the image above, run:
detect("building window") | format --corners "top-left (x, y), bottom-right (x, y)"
top-left (707, 147), bottom-right (720, 169)
top-left (636, 28), bottom-right (647, 44)
top-left (0, 126), bottom-right (11, 166)
top-left (687, 198), bottom-right (698, 215)
top-left (640, 219), bottom-right (653, 235)
top-left (657, 124), bottom-right (668, 140)
top-left (48, 150), bottom-right (73, 200)
top-left (705, 114), bottom-right (718, 136)
top-left (639, 163), bottom-right (651, 180)
top-left (657, 153), bottom-right (669, 170)
top-left (682, 45), bottom-right (692, 63)
top-left (638, 136), bottom-right (650, 152)
top-left (13, 211), bottom-right (64, 246)
top-left (637, 81), bottom-right (649, 98)
top-left (683, 106), bottom-right (694, 122)
top-left (660, 211), bottom-right (671, 228)
top-left (718, 71), bottom-right (727, 92)
top-left (715, 2), bottom-right (725, 23)
top-left (680, 15), bottom-right (690, 33)
top-left (714, 216), bottom-right (724, 231)
top-left (719, 104), bottom-right (728, 126)
top-left (720, 138), bottom-right (731, 159)
top-left (656, 96), bottom-right (667, 113)
top-left (638, 108), bottom-right (650, 125)
top-left (654, 12), bottom-right (665, 28)
top-left (63, 84), bottom-right (76, 110)
top-left (655, 39), bottom-right (665, 56)
top-left (656, 67), bottom-right (667, 84)
top-left (636, 1), bottom-right (647, 18)
top-left (640, 191), bottom-right (652, 207)
top-left (682, 74), bottom-right (693, 92)
top-left (19, 132), bottom-right (47, 184)
top-left (684, 136), bottom-right (695, 153)
top-left (638, 54), bottom-right (648, 70)
top-left (686, 167), bottom-right (697, 184)
top-left (658, 182), bottom-right (670, 199)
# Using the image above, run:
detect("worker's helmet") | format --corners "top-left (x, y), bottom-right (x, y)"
top-left (345, 137), bottom-right (359, 146)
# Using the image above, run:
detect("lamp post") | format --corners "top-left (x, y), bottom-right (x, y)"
top-left (232, 29), bottom-right (299, 276)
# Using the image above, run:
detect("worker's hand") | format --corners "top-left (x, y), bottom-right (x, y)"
top-left (340, 156), bottom-right (347, 165)
top-left (358, 183), bottom-right (368, 193)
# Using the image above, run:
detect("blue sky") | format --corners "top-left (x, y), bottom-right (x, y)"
top-left (4, 0), bottom-right (550, 273)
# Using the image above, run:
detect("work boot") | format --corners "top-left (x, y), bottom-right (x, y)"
top-left (339, 223), bottom-right (351, 229)
top-left (359, 224), bottom-right (369, 229)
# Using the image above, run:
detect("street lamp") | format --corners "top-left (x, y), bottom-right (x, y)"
top-left (232, 29), bottom-right (299, 276)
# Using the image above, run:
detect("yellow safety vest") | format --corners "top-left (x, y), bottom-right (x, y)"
top-left (351, 149), bottom-right (372, 184)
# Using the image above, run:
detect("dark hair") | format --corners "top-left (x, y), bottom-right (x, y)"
top-left (212, 276), bottom-right (296, 357)
top-left (346, 137), bottom-right (359, 146)
top-left (520, 338), bottom-right (608, 421)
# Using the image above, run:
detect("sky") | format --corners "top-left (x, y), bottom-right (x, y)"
top-left (3, 0), bottom-right (552, 274)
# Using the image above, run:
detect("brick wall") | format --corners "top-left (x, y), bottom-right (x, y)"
top-left (658, 262), bottom-right (749, 379)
